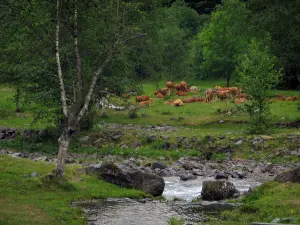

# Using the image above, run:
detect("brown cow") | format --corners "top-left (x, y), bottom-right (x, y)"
top-left (286, 96), bottom-right (299, 101)
top-left (179, 81), bottom-right (188, 92)
top-left (155, 93), bottom-right (164, 98)
top-left (183, 97), bottom-right (197, 103)
top-left (176, 91), bottom-right (188, 96)
top-left (229, 87), bottom-right (239, 97)
top-left (217, 90), bottom-right (231, 101)
top-left (205, 89), bottom-right (214, 103)
top-left (196, 97), bottom-right (205, 102)
top-left (136, 95), bottom-right (150, 102)
top-left (165, 81), bottom-right (175, 89)
top-left (139, 98), bottom-right (153, 106)
top-left (234, 98), bottom-right (246, 104)
top-left (164, 99), bottom-right (184, 107)
top-left (239, 93), bottom-right (248, 99)
top-left (274, 96), bottom-right (286, 101)
top-left (154, 88), bottom-right (170, 96)
top-left (275, 93), bottom-right (283, 98)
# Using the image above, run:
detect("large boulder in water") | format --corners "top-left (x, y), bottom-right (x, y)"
top-left (201, 180), bottom-right (239, 201)
top-left (275, 167), bottom-right (300, 183)
top-left (98, 163), bottom-right (165, 196)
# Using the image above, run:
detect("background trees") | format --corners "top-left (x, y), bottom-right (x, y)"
top-left (1, 0), bottom-right (300, 175)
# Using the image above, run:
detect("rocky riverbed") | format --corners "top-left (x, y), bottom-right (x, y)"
top-left (0, 148), bottom-right (296, 182)
top-left (1, 148), bottom-right (299, 224)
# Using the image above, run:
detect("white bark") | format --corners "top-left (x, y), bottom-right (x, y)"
top-left (74, 8), bottom-right (83, 100)
top-left (55, 131), bottom-right (71, 177)
top-left (56, 0), bottom-right (68, 117)
top-left (76, 54), bottom-right (113, 123)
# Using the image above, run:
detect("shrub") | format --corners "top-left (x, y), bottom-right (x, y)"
top-left (237, 39), bottom-right (282, 134)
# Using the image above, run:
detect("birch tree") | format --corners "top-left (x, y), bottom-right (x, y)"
top-left (53, 0), bottom-right (152, 177)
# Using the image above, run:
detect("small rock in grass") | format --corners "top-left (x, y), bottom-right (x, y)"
top-left (31, 172), bottom-right (39, 177)
top-left (235, 140), bottom-right (243, 146)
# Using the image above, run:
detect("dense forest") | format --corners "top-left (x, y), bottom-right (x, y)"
top-left (1, 0), bottom-right (300, 100)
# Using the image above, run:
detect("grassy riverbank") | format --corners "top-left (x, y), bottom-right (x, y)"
top-left (216, 182), bottom-right (300, 225)
top-left (0, 155), bottom-right (146, 225)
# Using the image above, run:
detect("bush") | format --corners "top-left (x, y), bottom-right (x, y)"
top-left (237, 39), bottom-right (282, 134)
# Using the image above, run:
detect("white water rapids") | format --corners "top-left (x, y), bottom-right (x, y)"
top-left (76, 177), bottom-right (262, 225)
top-left (163, 176), bottom-right (261, 202)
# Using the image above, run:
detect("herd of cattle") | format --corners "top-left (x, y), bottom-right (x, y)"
top-left (132, 81), bottom-right (298, 107)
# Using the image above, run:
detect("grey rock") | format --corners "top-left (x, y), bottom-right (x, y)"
top-left (98, 163), bottom-right (165, 196)
top-left (31, 172), bottom-right (39, 177)
top-left (192, 169), bottom-right (204, 176)
top-left (235, 140), bottom-right (243, 146)
top-left (271, 217), bottom-right (294, 223)
top-left (79, 136), bottom-right (90, 143)
top-left (33, 156), bottom-right (48, 161)
top-left (231, 171), bottom-right (246, 179)
top-left (154, 168), bottom-right (161, 173)
top-left (87, 163), bottom-right (102, 175)
top-left (158, 169), bottom-right (170, 177)
top-left (110, 131), bottom-right (124, 140)
top-left (152, 162), bottom-right (166, 170)
top-left (0, 133), bottom-right (5, 139)
top-left (275, 167), bottom-right (300, 183)
top-left (201, 180), bottom-right (239, 201)
top-left (261, 163), bottom-right (273, 173)
top-left (215, 172), bottom-right (228, 180)
top-left (271, 218), bottom-right (281, 223)
top-left (182, 161), bottom-right (195, 170)
top-left (180, 173), bottom-right (197, 181)
top-left (12, 152), bottom-right (28, 158)
top-left (0, 149), bottom-right (10, 154)
top-left (291, 151), bottom-right (300, 157)
top-left (147, 135), bottom-right (156, 143)
top-left (219, 120), bottom-right (225, 124)
top-left (144, 167), bottom-right (152, 174)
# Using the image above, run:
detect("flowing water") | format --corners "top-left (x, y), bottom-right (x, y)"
top-left (75, 177), bottom-right (261, 225)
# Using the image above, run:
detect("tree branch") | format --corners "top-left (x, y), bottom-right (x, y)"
top-left (56, 0), bottom-right (68, 117)
top-left (74, 7), bottom-right (83, 102)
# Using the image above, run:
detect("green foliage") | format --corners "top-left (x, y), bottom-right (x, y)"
top-left (168, 217), bottom-right (184, 225)
top-left (248, 0), bottom-right (300, 88)
top-left (192, 0), bottom-right (251, 83)
top-left (237, 39), bottom-right (282, 134)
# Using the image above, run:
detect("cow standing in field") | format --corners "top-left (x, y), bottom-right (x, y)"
top-left (205, 89), bottom-right (214, 103)
top-left (217, 90), bottom-right (232, 101)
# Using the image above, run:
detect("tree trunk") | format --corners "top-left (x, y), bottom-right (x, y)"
top-left (296, 74), bottom-right (300, 86)
top-left (15, 88), bottom-right (21, 113)
top-left (226, 74), bottom-right (231, 87)
top-left (54, 129), bottom-right (71, 177)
